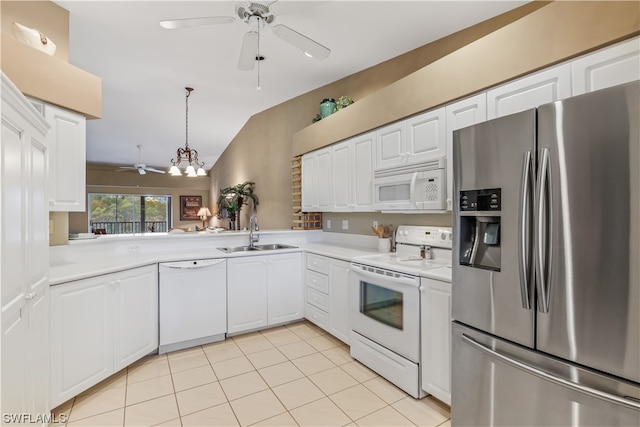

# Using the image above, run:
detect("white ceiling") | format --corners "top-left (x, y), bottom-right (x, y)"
top-left (55, 0), bottom-right (527, 172)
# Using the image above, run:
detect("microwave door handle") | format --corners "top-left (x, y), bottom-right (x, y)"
top-left (409, 172), bottom-right (418, 207)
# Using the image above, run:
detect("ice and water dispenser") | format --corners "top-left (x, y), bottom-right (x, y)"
top-left (458, 188), bottom-right (501, 271)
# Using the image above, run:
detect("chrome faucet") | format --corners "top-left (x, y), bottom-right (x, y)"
top-left (249, 215), bottom-right (259, 247)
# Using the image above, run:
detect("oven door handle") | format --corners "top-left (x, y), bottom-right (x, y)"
top-left (351, 265), bottom-right (417, 287)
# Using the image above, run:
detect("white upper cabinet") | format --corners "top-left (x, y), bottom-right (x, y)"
top-left (331, 132), bottom-right (374, 212)
top-left (351, 133), bottom-right (375, 210)
top-left (375, 121), bottom-right (406, 170)
top-left (571, 36), bottom-right (640, 95)
top-left (375, 108), bottom-right (446, 170)
top-left (29, 99), bottom-right (87, 212)
top-left (487, 63), bottom-right (572, 119)
top-left (301, 148), bottom-right (332, 212)
top-left (405, 107), bottom-right (446, 164)
top-left (316, 148), bottom-right (332, 211)
top-left (331, 141), bottom-right (351, 211)
top-left (301, 154), bottom-right (316, 211)
top-left (445, 93), bottom-right (487, 211)
top-left (46, 106), bottom-right (86, 211)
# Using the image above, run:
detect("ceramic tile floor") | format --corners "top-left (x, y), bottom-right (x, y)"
top-left (52, 321), bottom-right (451, 427)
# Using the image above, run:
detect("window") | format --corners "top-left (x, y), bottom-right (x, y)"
top-left (88, 194), bottom-right (171, 234)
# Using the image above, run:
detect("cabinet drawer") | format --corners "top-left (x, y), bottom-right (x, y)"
top-left (305, 303), bottom-right (328, 329)
top-left (305, 270), bottom-right (329, 294)
top-left (306, 287), bottom-right (329, 312)
top-left (306, 253), bottom-right (329, 274)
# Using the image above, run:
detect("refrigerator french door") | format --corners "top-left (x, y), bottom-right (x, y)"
top-left (451, 81), bottom-right (640, 426)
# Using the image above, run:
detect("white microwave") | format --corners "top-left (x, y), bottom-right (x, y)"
top-left (373, 158), bottom-right (446, 211)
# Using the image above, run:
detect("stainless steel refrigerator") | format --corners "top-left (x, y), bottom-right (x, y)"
top-left (451, 81), bottom-right (640, 426)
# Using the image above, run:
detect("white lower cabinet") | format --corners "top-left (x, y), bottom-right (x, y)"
top-left (420, 277), bottom-right (452, 405)
top-left (328, 259), bottom-right (350, 344)
top-left (304, 253), bottom-right (350, 344)
top-left (227, 252), bottom-right (303, 334)
top-left (50, 265), bottom-right (158, 408)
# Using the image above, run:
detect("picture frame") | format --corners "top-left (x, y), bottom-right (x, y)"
top-left (179, 195), bottom-right (202, 221)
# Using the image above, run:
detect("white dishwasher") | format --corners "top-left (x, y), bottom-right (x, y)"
top-left (159, 258), bottom-right (227, 354)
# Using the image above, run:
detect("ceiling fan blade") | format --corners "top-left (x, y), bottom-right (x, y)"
top-left (144, 167), bottom-right (166, 174)
top-left (160, 16), bottom-right (234, 30)
top-left (272, 24), bottom-right (330, 60)
top-left (238, 31), bottom-right (259, 71)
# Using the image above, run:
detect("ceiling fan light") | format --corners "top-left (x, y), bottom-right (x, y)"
top-left (169, 165), bottom-right (181, 176)
top-left (185, 164), bottom-right (197, 177)
top-left (196, 167), bottom-right (207, 176)
top-left (304, 52), bottom-right (313, 58)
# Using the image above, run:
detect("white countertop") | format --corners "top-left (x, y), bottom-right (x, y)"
top-left (49, 230), bottom-right (384, 285)
top-left (50, 230), bottom-right (316, 285)
top-left (49, 229), bottom-right (450, 285)
top-left (420, 266), bottom-right (452, 282)
top-left (303, 242), bottom-right (380, 261)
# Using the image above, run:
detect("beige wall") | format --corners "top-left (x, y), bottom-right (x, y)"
top-left (1, 0), bottom-right (69, 61)
top-left (209, 1), bottom-right (639, 232)
top-left (67, 164), bottom-right (210, 235)
top-left (1, 0), bottom-right (102, 118)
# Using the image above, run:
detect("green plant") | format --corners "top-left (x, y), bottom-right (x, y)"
top-left (217, 181), bottom-right (259, 230)
top-left (312, 96), bottom-right (354, 123)
top-left (336, 96), bottom-right (354, 110)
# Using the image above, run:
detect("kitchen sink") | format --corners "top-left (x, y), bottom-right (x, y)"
top-left (218, 246), bottom-right (261, 253)
top-left (254, 243), bottom-right (297, 250)
top-left (217, 243), bottom-right (297, 253)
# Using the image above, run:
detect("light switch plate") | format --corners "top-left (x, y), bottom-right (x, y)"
top-left (342, 220), bottom-right (349, 230)
top-left (326, 219), bottom-right (331, 229)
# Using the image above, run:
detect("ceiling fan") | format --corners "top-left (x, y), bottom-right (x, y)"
top-left (159, 1), bottom-right (331, 71)
top-left (117, 145), bottom-right (166, 175)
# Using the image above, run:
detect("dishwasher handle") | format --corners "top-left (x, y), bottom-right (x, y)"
top-left (159, 259), bottom-right (226, 270)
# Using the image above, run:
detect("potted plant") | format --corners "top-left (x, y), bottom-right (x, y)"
top-left (217, 181), bottom-right (259, 231)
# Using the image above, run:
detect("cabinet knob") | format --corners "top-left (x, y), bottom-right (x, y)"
top-left (419, 286), bottom-right (425, 292)
top-left (25, 292), bottom-right (35, 301)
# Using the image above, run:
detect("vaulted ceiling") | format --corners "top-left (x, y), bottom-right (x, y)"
top-left (55, 1), bottom-right (528, 171)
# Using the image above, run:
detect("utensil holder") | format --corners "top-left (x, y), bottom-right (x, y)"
top-left (377, 238), bottom-right (391, 252)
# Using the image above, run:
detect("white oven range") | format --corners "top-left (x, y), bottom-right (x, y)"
top-left (349, 225), bottom-right (452, 398)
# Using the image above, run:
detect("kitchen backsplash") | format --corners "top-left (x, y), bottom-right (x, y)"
top-left (322, 212), bottom-right (452, 236)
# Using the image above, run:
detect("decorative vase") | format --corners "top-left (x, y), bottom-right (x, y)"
top-left (319, 98), bottom-right (336, 119)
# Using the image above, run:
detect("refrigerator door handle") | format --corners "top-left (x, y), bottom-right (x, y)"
top-left (518, 150), bottom-right (534, 309)
top-left (461, 333), bottom-right (640, 411)
top-left (536, 148), bottom-right (553, 313)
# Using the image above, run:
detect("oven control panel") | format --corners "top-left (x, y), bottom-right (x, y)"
top-left (395, 226), bottom-right (452, 248)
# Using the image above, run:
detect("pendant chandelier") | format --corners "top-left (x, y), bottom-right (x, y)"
top-left (169, 87), bottom-right (206, 177)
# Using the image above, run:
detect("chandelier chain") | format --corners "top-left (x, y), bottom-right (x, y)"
top-left (185, 87), bottom-right (192, 149)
